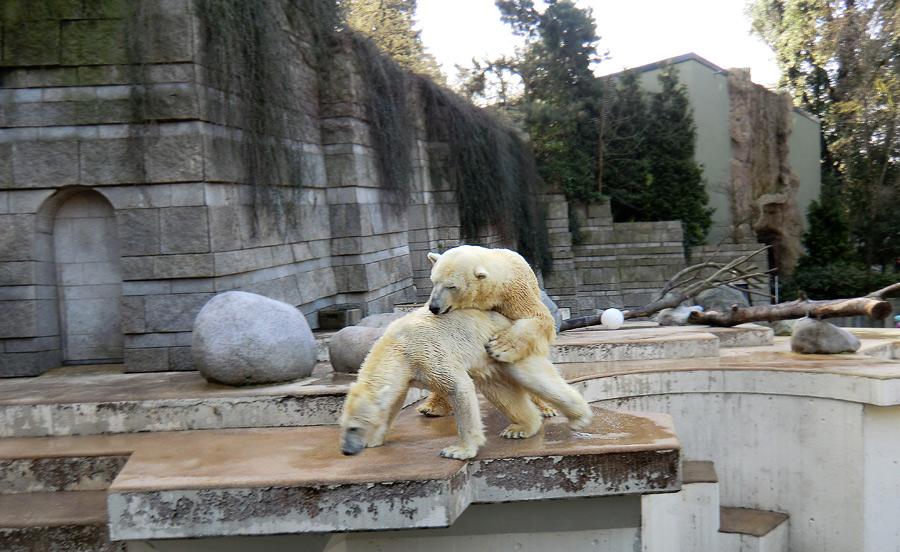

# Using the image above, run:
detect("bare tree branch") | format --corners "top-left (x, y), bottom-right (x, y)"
top-left (559, 246), bottom-right (773, 332)
top-left (687, 294), bottom-right (894, 327)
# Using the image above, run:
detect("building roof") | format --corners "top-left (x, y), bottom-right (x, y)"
top-left (601, 52), bottom-right (819, 123)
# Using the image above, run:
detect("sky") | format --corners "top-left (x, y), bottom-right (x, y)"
top-left (416, 0), bottom-right (781, 88)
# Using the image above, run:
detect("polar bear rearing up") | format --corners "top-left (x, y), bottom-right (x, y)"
top-left (419, 245), bottom-right (558, 417)
top-left (339, 307), bottom-right (592, 460)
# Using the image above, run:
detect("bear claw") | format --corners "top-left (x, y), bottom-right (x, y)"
top-left (440, 445), bottom-right (476, 460)
top-left (500, 424), bottom-right (539, 439)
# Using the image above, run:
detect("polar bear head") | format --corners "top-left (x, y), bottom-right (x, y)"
top-left (339, 381), bottom-right (395, 455)
top-left (426, 245), bottom-right (497, 315)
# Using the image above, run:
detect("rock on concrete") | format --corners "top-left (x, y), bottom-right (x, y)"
top-left (356, 312), bottom-right (403, 328)
top-left (541, 290), bottom-right (563, 331)
top-left (693, 287), bottom-right (750, 313)
top-left (657, 305), bottom-right (704, 326)
top-left (790, 317), bottom-right (861, 354)
top-left (191, 291), bottom-right (317, 385)
top-left (328, 326), bottom-right (384, 373)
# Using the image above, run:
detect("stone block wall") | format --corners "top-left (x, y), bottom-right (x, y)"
top-left (0, 0), bottom-right (771, 376)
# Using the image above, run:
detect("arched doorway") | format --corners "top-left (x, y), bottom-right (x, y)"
top-left (51, 190), bottom-right (124, 364)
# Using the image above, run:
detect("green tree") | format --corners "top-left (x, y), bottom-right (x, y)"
top-left (493, 0), bottom-right (603, 202)
top-left (642, 69), bottom-right (711, 249)
top-left (600, 69), bottom-right (710, 249)
top-left (749, 0), bottom-right (900, 271)
top-left (599, 71), bottom-right (650, 221)
top-left (342, 0), bottom-right (444, 81)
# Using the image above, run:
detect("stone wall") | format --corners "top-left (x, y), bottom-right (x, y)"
top-left (0, 0), bottom-right (769, 376)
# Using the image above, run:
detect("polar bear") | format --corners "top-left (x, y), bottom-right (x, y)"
top-left (418, 245), bottom-right (558, 417)
top-left (339, 307), bottom-right (592, 460)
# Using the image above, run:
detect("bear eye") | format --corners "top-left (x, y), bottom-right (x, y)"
top-left (445, 285), bottom-right (456, 290)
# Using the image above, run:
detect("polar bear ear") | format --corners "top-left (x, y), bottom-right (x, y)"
top-left (474, 266), bottom-right (489, 280)
top-left (427, 252), bottom-right (441, 265)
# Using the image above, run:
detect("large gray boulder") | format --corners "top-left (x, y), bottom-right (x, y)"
top-left (329, 325), bottom-right (386, 373)
top-left (790, 317), bottom-right (861, 354)
top-left (192, 291), bottom-right (317, 385)
top-left (693, 287), bottom-right (750, 313)
top-left (356, 312), bottom-right (404, 329)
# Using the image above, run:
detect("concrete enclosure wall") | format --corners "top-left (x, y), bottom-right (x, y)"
top-left (0, 2), bottom-right (777, 376)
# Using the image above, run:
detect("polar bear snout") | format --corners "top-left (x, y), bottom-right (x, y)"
top-left (341, 427), bottom-right (367, 456)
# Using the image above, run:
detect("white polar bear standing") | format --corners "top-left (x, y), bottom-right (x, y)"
top-left (418, 245), bottom-right (558, 417)
top-left (339, 307), bottom-right (592, 460)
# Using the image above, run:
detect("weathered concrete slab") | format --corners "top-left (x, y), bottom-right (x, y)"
top-left (105, 405), bottom-right (680, 540)
top-left (0, 370), bottom-right (424, 437)
top-left (552, 325), bottom-right (720, 363)
top-left (566, 337), bottom-right (900, 406)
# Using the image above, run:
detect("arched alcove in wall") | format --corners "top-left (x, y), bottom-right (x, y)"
top-left (44, 188), bottom-right (124, 364)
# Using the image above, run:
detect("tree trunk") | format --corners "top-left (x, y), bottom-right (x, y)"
top-left (686, 296), bottom-right (893, 327)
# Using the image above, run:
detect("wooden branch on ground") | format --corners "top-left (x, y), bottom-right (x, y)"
top-left (868, 282), bottom-right (900, 299)
top-left (686, 292), bottom-right (895, 327)
top-left (558, 245), bottom-right (772, 332)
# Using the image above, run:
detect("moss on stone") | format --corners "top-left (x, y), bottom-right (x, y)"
top-left (60, 19), bottom-right (128, 66)
top-left (2, 19), bottom-right (60, 67)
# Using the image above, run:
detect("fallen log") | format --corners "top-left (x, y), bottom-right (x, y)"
top-left (687, 294), bottom-right (893, 327)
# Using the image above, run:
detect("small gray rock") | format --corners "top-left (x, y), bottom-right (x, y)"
top-left (658, 305), bottom-right (704, 326)
top-left (694, 287), bottom-right (750, 313)
top-left (541, 290), bottom-right (563, 331)
top-left (791, 317), bottom-right (861, 354)
top-left (192, 291), bottom-right (317, 385)
top-left (757, 319), bottom-right (796, 336)
top-left (356, 312), bottom-right (404, 328)
top-left (329, 325), bottom-right (385, 373)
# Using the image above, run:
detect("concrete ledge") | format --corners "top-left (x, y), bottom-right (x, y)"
top-left (569, 339), bottom-right (900, 406)
top-left (106, 406), bottom-right (680, 540)
top-left (552, 326), bottom-right (720, 363)
top-left (720, 506), bottom-right (789, 537)
top-left (0, 371), bottom-right (429, 437)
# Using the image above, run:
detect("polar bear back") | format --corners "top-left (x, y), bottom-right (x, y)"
top-left (383, 307), bottom-right (509, 370)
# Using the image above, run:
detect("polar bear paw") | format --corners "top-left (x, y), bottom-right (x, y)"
top-left (500, 423), bottom-right (540, 439)
top-left (534, 398), bottom-right (558, 418)
top-left (486, 336), bottom-right (522, 363)
top-left (440, 444), bottom-right (477, 460)
top-left (417, 395), bottom-right (453, 417)
top-left (567, 409), bottom-right (594, 432)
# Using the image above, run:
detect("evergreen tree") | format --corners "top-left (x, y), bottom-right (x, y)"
top-left (342, 0), bottom-right (444, 81)
top-left (494, 0), bottom-right (603, 201)
top-left (600, 71), bottom-right (650, 221)
top-left (642, 69), bottom-right (711, 249)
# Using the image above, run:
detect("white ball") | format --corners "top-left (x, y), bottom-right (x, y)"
top-left (601, 308), bottom-right (624, 330)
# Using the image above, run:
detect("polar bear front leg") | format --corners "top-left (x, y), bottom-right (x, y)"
top-left (486, 318), bottom-right (550, 363)
top-left (439, 377), bottom-right (486, 460)
top-left (368, 388), bottom-right (409, 448)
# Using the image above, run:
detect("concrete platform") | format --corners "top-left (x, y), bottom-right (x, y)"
top-left (0, 370), bottom-right (426, 438)
top-left (0, 402), bottom-right (684, 540)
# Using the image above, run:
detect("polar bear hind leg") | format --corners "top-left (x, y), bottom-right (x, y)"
top-left (505, 356), bottom-right (593, 431)
top-left (477, 376), bottom-right (543, 439)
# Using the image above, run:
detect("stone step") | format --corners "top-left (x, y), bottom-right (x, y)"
top-left (0, 455), bottom-right (128, 493)
top-left (0, 490), bottom-right (124, 552)
top-left (105, 405), bottom-right (680, 540)
top-left (641, 460), bottom-right (721, 551)
top-left (719, 506), bottom-right (790, 552)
